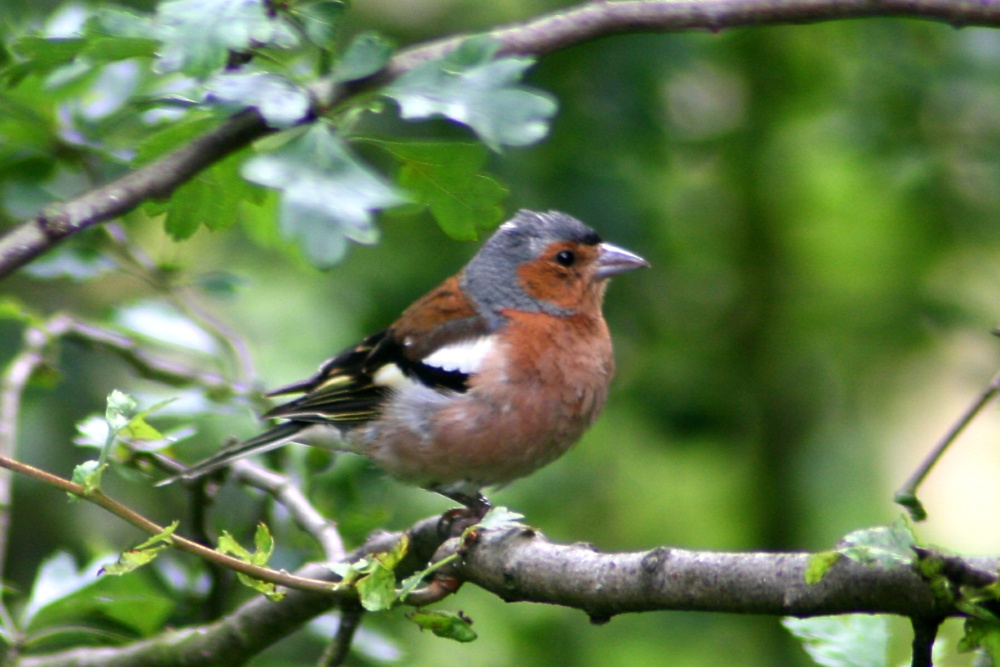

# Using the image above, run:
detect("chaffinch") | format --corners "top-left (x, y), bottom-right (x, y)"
top-left (166, 210), bottom-right (648, 515)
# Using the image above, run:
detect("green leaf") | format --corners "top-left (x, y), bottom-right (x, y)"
top-left (960, 616), bottom-right (1000, 659)
top-left (70, 460), bottom-right (105, 496)
top-left (782, 615), bottom-right (888, 667)
top-left (134, 115), bottom-right (218, 164)
top-left (81, 37), bottom-right (159, 63)
top-left (204, 72), bottom-right (310, 128)
top-left (10, 37), bottom-right (87, 77)
top-left (839, 517), bottom-right (916, 570)
top-left (373, 140), bottom-right (506, 240)
top-left (217, 525), bottom-right (284, 601)
top-left (475, 506), bottom-right (526, 531)
top-left (292, 1), bottom-right (346, 48)
top-left (406, 609), bottom-right (477, 642)
top-left (23, 552), bottom-right (175, 639)
top-left (356, 559), bottom-right (397, 611)
top-left (241, 124), bottom-right (406, 267)
top-left (98, 547), bottom-right (166, 576)
top-left (251, 522), bottom-right (275, 566)
top-left (805, 551), bottom-right (842, 585)
top-left (0, 297), bottom-right (39, 324)
top-left (333, 32), bottom-right (393, 83)
top-left (217, 530), bottom-right (251, 561)
top-left (385, 35), bottom-right (557, 151)
top-left (105, 390), bottom-right (138, 434)
top-left (353, 535), bottom-right (408, 611)
top-left (154, 0), bottom-right (298, 78)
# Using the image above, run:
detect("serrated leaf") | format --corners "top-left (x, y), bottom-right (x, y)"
top-left (385, 35), bottom-right (557, 151)
top-left (154, 0), bottom-right (298, 78)
top-left (241, 124), bottom-right (406, 267)
top-left (374, 140), bottom-right (506, 240)
top-left (406, 609), bottom-right (477, 643)
top-left (205, 71), bottom-right (310, 128)
top-left (333, 32), bottom-right (393, 83)
top-left (475, 506), bottom-right (526, 531)
top-left (839, 517), bottom-right (916, 570)
top-left (293, 1), bottom-right (346, 48)
top-left (783, 615), bottom-right (889, 667)
top-left (217, 527), bottom-right (283, 600)
top-left (805, 551), bottom-right (841, 585)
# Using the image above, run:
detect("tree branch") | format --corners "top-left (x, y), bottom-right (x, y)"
top-left (448, 526), bottom-right (986, 621)
top-left (2, 0), bottom-right (1000, 280)
top-left (12, 516), bottom-right (997, 666)
top-left (13, 518), bottom-right (445, 667)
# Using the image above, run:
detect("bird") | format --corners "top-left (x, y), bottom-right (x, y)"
top-left (162, 210), bottom-right (648, 516)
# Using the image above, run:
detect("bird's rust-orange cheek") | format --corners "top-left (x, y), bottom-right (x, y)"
top-left (516, 253), bottom-right (603, 311)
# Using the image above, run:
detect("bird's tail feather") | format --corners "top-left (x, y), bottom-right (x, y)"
top-left (156, 421), bottom-right (306, 486)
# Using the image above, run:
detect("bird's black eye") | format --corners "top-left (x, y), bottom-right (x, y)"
top-left (555, 250), bottom-right (576, 267)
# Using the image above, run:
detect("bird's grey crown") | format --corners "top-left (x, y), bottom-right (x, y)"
top-left (460, 210), bottom-right (599, 326)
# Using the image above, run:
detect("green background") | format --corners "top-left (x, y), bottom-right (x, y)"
top-left (3, 1), bottom-right (1000, 665)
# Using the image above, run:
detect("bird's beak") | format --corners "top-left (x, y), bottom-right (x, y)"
top-left (595, 243), bottom-right (649, 279)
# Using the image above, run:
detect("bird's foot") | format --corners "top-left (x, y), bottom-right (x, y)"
top-left (436, 493), bottom-right (492, 539)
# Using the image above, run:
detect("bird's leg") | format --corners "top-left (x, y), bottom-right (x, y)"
top-left (435, 491), bottom-right (493, 538)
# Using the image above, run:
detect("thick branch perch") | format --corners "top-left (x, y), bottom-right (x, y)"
top-left (14, 518), bottom-right (996, 666)
top-left (447, 527), bottom-right (979, 620)
top-left (2, 0), bottom-right (1000, 279)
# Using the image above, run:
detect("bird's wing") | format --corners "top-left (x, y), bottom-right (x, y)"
top-left (263, 289), bottom-right (498, 426)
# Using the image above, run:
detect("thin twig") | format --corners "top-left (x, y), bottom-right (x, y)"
top-left (0, 455), bottom-right (346, 595)
top-left (102, 223), bottom-right (257, 386)
top-left (0, 322), bottom-right (56, 610)
top-left (232, 460), bottom-right (347, 562)
top-left (895, 367), bottom-right (1000, 520)
top-left (318, 604), bottom-right (364, 667)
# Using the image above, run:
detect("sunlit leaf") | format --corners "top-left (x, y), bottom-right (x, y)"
top-left (241, 124), bottom-right (406, 267)
top-left (782, 615), bottom-right (888, 667)
top-left (385, 35), bottom-right (557, 151)
top-left (204, 71), bottom-right (310, 128)
top-left (839, 517), bottom-right (916, 570)
top-left (154, 0), bottom-right (298, 78)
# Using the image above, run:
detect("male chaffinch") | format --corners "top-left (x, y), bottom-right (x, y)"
top-left (167, 210), bottom-right (648, 515)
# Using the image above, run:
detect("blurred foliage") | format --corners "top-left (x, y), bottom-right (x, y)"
top-left (1, 1), bottom-right (1000, 666)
